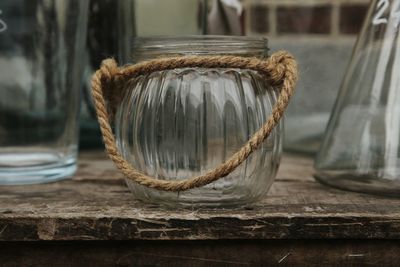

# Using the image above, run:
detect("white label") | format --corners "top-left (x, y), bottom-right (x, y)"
top-left (372, 0), bottom-right (400, 29)
top-left (373, 0), bottom-right (390, 25)
top-left (220, 0), bottom-right (243, 15)
top-left (0, 10), bottom-right (7, 33)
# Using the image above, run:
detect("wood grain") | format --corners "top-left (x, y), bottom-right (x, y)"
top-left (1, 151), bottom-right (400, 241)
top-left (1, 240), bottom-right (400, 267)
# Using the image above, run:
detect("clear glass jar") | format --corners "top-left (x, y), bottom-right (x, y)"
top-left (0, 0), bottom-right (88, 184)
top-left (115, 36), bottom-right (282, 206)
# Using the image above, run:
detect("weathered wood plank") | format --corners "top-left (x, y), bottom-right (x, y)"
top-left (1, 151), bottom-right (400, 241)
top-left (1, 240), bottom-right (400, 267)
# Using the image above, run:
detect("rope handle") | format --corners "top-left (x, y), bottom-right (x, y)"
top-left (91, 51), bottom-right (298, 192)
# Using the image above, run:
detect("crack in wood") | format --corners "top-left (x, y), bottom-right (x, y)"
top-left (0, 225), bottom-right (7, 237)
top-left (278, 252), bottom-right (291, 264)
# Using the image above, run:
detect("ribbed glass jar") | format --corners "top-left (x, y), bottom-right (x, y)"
top-left (115, 36), bottom-right (282, 206)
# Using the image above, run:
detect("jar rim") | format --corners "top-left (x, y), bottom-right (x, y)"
top-left (131, 35), bottom-right (269, 61)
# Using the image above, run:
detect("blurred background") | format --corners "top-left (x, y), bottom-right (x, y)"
top-left (78, 0), bottom-right (370, 154)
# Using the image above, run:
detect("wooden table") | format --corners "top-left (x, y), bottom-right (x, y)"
top-left (0, 151), bottom-right (399, 266)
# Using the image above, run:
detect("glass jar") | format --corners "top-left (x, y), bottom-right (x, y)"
top-left (0, 0), bottom-right (88, 184)
top-left (115, 36), bottom-right (282, 206)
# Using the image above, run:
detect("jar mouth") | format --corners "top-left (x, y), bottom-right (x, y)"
top-left (132, 35), bottom-right (269, 61)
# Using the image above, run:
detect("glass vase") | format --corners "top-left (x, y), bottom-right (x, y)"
top-left (0, 0), bottom-right (88, 184)
top-left (315, 0), bottom-right (400, 196)
top-left (115, 36), bottom-right (283, 206)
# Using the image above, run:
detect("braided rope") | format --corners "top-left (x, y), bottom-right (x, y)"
top-left (91, 51), bottom-right (298, 192)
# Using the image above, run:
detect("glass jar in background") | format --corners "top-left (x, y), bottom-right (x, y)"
top-left (0, 0), bottom-right (89, 184)
top-left (315, 0), bottom-right (400, 196)
top-left (116, 36), bottom-right (282, 206)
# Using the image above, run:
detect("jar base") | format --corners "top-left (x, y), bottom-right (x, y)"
top-left (125, 179), bottom-right (270, 208)
top-left (0, 151), bottom-right (77, 185)
top-left (315, 172), bottom-right (400, 197)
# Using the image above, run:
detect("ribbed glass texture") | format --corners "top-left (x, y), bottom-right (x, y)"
top-left (115, 37), bottom-right (282, 206)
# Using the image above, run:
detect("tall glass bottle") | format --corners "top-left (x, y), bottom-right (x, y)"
top-left (315, 0), bottom-right (400, 196)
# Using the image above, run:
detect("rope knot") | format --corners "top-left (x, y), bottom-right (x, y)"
top-left (265, 52), bottom-right (297, 87)
top-left (99, 58), bottom-right (119, 82)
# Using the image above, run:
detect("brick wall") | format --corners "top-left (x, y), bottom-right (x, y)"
top-left (245, 0), bottom-right (370, 36)
top-left (242, 0), bottom-right (372, 152)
